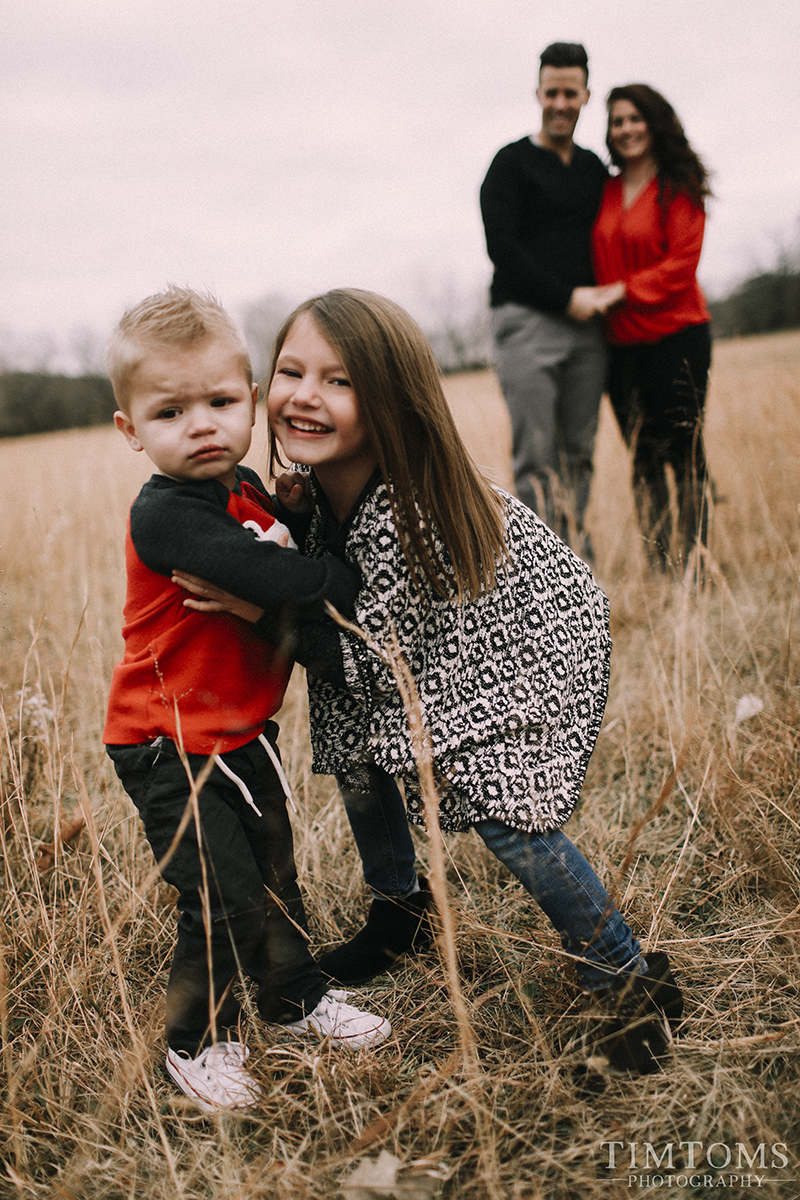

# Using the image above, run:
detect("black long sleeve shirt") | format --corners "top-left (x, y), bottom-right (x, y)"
top-left (129, 466), bottom-right (354, 686)
top-left (480, 136), bottom-right (607, 314)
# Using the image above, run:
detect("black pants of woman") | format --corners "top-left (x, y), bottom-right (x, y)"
top-left (607, 321), bottom-right (712, 568)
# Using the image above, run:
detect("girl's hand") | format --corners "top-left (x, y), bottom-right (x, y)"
top-left (275, 471), bottom-right (313, 513)
top-left (171, 572), bottom-right (265, 624)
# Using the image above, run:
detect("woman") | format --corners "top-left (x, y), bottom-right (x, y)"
top-left (591, 84), bottom-right (713, 568)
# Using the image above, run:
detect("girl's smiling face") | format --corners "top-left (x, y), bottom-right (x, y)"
top-left (268, 312), bottom-right (377, 491)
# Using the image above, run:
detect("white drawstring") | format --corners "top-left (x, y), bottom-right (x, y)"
top-left (258, 733), bottom-right (298, 813)
top-left (212, 736), bottom-right (297, 818)
top-left (214, 755), bottom-right (263, 818)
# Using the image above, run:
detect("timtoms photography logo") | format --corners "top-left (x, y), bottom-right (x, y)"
top-left (602, 1141), bottom-right (794, 1190)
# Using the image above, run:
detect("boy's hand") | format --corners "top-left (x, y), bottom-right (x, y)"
top-left (172, 572), bottom-right (265, 624)
top-left (275, 471), bottom-right (313, 513)
top-left (243, 519), bottom-right (294, 548)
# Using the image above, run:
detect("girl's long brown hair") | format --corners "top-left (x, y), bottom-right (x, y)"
top-left (267, 289), bottom-right (506, 600)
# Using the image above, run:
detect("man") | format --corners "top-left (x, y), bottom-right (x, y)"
top-left (480, 42), bottom-right (616, 560)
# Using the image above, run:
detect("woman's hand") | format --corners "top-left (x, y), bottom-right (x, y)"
top-left (599, 281), bottom-right (627, 308)
top-left (567, 286), bottom-right (605, 322)
top-left (567, 282), bottom-right (627, 321)
top-left (275, 471), bottom-right (313, 513)
top-left (171, 572), bottom-right (265, 624)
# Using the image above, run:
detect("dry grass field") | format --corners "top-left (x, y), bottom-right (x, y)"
top-left (1, 330), bottom-right (799, 1199)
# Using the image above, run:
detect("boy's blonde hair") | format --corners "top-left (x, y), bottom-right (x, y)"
top-left (106, 285), bottom-right (253, 410)
top-left (268, 288), bottom-right (506, 600)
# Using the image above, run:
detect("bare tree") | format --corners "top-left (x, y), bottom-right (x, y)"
top-left (410, 274), bottom-right (491, 374)
top-left (0, 324), bottom-right (17, 372)
top-left (69, 325), bottom-right (107, 376)
top-left (14, 331), bottom-right (59, 373)
top-left (239, 293), bottom-right (296, 383)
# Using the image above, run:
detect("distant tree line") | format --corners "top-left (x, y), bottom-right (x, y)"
top-left (0, 373), bottom-right (115, 439)
top-left (708, 266), bottom-right (800, 338)
top-left (708, 218), bottom-right (800, 338)
top-left (3, 233), bottom-right (800, 438)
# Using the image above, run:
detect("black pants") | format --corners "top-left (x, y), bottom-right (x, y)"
top-left (608, 321), bottom-right (712, 566)
top-left (108, 729), bottom-right (328, 1056)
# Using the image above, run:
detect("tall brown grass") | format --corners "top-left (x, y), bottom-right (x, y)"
top-left (1, 331), bottom-right (799, 1198)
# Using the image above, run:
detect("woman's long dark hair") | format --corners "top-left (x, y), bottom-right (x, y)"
top-left (606, 84), bottom-right (712, 209)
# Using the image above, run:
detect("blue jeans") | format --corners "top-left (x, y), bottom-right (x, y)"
top-left (336, 765), bottom-right (642, 991)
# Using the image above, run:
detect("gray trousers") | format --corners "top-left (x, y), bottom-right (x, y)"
top-left (491, 302), bottom-right (607, 556)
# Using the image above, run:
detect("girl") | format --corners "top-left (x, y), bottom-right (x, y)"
top-left (175, 288), bottom-right (682, 1074)
top-left (592, 84), bottom-right (713, 568)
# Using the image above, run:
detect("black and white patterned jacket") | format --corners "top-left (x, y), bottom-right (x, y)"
top-left (303, 474), bottom-right (611, 835)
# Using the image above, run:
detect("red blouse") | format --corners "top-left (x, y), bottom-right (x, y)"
top-left (592, 175), bottom-right (710, 346)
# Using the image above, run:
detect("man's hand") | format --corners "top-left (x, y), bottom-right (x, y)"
top-left (597, 281), bottom-right (626, 310)
top-left (566, 282), bottom-right (626, 322)
top-left (275, 471), bottom-right (313, 513)
top-left (566, 286), bottom-right (602, 322)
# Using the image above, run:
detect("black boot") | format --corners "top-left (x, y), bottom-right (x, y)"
top-left (584, 950), bottom-right (684, 1075)
top-left (318, 877), bottom-right (436, 986)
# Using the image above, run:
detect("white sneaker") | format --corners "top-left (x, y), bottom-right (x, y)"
top-left (283, 989), bottom-right (391, 1050)
top-left (165, 1041), bottom-right (261, 1114)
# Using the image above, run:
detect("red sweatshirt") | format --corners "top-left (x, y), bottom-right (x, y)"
top-left (592, 175), bottom-right (710, 346)
top-left (104, 475), bottom-right (294, 754)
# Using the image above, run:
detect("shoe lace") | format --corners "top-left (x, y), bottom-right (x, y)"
top-left (312, 994), bottom-right (339, 1024)
top-left (198, 1041), bottom-right (247, 1071)
top-left (309, 992), bottom-right (361, 1032)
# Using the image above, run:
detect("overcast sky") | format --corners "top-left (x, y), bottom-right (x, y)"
top-left (2, 0), bottom-right (799, 369)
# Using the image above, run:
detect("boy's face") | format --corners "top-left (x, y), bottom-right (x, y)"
top-left (115, 336), bottom-right (257, 490)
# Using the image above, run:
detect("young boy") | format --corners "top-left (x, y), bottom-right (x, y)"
top-left (103, 286), bottom-right (390, 1115)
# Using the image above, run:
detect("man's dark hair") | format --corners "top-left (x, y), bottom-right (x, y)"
top-left (539, 42), bottom-right (589, 83)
